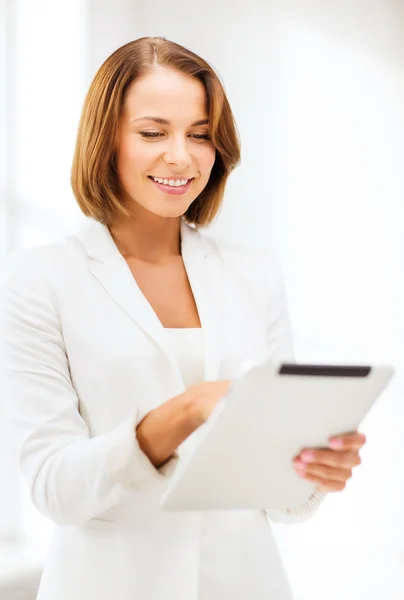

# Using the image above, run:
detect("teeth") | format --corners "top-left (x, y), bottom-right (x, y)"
top-left (152, 176), bottom-right (189, 187)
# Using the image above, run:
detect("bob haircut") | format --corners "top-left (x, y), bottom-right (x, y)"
top-left (71, 37), bottom-right (241, 227)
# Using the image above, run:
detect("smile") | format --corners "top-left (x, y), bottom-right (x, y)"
top-left (149, 176), bottom-right (193, 187)
top-left (148, 176), bottom-right (194, 196)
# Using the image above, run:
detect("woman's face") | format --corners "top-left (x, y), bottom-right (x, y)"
top-left (116, 67), bottom-right (216, 220)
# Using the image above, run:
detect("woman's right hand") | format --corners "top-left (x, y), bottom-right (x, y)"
top-left (136, 380), bottom-right (231, 469)
top-left (185, 380), bottom-right (231, 427)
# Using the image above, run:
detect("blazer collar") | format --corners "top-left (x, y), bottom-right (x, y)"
top-left (75, 218), bottom-right (222, 387)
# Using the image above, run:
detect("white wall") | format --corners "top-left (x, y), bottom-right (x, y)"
top-left (0, 0), bottom-right (7, 253)
top-left (6, 0), bottom-right (87, 249)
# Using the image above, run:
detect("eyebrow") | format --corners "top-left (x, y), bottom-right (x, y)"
top-left (130, 116), bottom-right (209, 127)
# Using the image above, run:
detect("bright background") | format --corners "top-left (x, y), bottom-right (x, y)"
top-left (1, 1), bottom-right (403, 598)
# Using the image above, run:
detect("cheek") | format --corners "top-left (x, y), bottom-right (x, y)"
top-left (117, 140), bottom-right (155, 179)
top-left (198, 145), bottom-right (216, 177)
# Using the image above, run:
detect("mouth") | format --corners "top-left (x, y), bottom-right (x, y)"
top-left (148, 176), bottom-right (194, 196)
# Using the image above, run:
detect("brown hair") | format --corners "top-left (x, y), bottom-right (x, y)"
top-left (71, 37), bottom-right (241, 227)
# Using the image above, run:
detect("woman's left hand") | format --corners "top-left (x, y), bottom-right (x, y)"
top-left (293, 432), bottom-right (367, 493)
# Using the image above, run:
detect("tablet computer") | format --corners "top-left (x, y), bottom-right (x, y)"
top-left (161, 361), bottom-right (394, 511)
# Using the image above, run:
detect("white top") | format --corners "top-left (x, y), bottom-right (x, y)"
top-left (165, 327), bottom-right (205, 388)
top-left (165, 328), bottom-right (205, 457)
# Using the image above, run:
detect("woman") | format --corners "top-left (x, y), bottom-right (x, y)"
top-left (1, 37), bottom-right (365, 599)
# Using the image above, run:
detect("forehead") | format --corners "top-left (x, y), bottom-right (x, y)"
top-left (123, 67), bottom-right (208, 122)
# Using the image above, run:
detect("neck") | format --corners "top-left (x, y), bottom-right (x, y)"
top-left (109, 212), bottom-right (182, 264)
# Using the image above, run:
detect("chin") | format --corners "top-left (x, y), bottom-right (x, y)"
top-left (147, 199), bottom-right (194, 219)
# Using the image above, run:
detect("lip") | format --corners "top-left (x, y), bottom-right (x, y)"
top-left (149, 176), bottom-right (194, 182)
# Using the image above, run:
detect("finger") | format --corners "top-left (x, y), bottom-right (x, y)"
top-left (328, 432), bottom-right (366, 450)
top-left (296, 470), bottom-right (347, 493)
top-left (294, 461), bottom-right (353, 483)
top-left (298, 450), bottom-right (361, 468)
top-left (313, 476), bottom-right (347, 493)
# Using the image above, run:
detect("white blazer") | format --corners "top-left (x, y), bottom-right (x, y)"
top-left (0, 218), bottom-right (325, 600)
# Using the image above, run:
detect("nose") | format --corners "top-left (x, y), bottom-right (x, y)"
top-left (163, 136), bottom-right (192, 171)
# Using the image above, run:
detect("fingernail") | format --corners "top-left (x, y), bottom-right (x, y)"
top-left (294, 460), bottom-right (306, 472)
top-left (329, 438), bottom-right (343, 448)
top-left (301, 451), bottom-right (316, 462)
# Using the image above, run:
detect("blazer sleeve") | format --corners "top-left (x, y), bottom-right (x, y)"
top-left (261, 255), bottom-right (327, 524)
top-left (0, 252), bottom-right (179, 527)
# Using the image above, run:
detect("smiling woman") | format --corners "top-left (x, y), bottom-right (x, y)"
top-left (1, 36), bottom-right (329, 600)
top-left (71, 37), bottom-right (241, 226)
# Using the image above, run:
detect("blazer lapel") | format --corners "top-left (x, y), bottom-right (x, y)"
top-left (181, 220), bottom-right (223, 382)
top-left (76, 219), bottom-right (182, 382)
top-left (75, 218), bottom-right (223, 384)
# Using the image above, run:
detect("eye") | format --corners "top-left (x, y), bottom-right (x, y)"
top-left (139, 131), bottom-right (211, 140)
top-left (139, 132), bottom-right (164, 138)
top-left (191, 134), bottom-right (211, 140)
